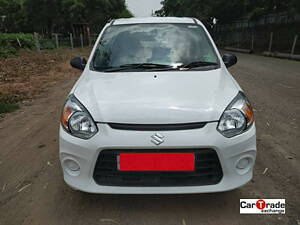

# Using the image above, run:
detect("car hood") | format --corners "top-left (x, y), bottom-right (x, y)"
top-left (74, 69), bottom-right (240, 124)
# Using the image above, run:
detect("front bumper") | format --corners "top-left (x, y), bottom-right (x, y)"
top-left (59, 122), bottom-right (256, 194)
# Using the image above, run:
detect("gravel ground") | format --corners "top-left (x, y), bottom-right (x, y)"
top-left (0, 51), bottom-right (299, 225)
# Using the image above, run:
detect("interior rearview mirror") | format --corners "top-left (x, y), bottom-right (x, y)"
top-left (222, 54), bottom-right (237, 68)
top-left (70, 56), bottom-right (87, 70)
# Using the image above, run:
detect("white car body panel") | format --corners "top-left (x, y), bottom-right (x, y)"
top-left (60, 123), bottom-right (256, 194)
top-left (113, 17), bottom-right (196, 25)
top-left (74, 68), bottom-right (239, 124)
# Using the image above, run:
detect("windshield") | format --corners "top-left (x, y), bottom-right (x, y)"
top-left (92, 23), bottom-right (219, 72)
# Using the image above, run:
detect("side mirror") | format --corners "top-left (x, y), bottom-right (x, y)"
top-left (222, 54), bottom-right (237, 68)
top-left (70, 56), bottom-right (87, 70)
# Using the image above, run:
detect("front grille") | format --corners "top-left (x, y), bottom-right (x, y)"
top-left (93, 149), bottom-right (223, 187)
top-left (108, 122), bottom-right (206, 131)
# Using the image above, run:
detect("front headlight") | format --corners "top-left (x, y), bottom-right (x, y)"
top-left (217, 92), bottom-right (254, 138)
top-left (60, 94), bottom-right (98, 139)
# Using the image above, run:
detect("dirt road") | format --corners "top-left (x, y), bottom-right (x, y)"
top-left (0, 52), bottom-right (299, 225)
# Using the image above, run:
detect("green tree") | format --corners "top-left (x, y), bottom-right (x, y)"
top-left (60, 0), bottom-right (132, 33)
top-left (0, 0), bottom-right (27, 32)
top-left (156, 0), bottom-right (300, 24)
top-left (25, 0), bottom-right (62, 36)
top-left (1, 0), bottom-right (132, 34)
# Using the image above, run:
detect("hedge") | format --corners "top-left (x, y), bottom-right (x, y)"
top-left (0, 33), bottom-right (35, 58)
top-left (0, 103), bottom-right (20, 114)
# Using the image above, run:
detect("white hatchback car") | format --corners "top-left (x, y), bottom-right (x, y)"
top-left (59, 17), bottom-right (256, 194)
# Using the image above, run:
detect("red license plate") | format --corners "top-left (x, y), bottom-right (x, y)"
top-left (118, 153), bottom-right (195, 171)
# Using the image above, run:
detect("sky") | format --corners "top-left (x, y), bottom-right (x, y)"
top-left (126, 0), bottom-right (162, 17)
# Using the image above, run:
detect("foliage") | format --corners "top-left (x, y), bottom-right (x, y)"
top-left (0, 33), bottom-right (34, 57)
top-left (39, 39), bottom-right (56, 50)
top-left (0, 103), bottom-right (20, 114)
top-left (0, 44), bottom-right (17, 57)
top-left (0, 0), bottom-right (132, 34)
top-left (0, 0), bottom-right (27, 32)
top-left (156, 0), bottom-right (300, 25)
top-left (58, 0), bottom-right (132, 33)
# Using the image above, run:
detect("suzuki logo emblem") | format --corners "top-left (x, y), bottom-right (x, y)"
top-left (151, 133), bottom-right (164, 145)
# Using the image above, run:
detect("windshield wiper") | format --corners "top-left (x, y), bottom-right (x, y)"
top-left (180, 61), bottom-right (218, 70)
top-left (103, 63), bottom-right (174, 72)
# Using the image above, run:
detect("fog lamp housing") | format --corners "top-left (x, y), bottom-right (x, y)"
top-left (63, 159), bottom-right (80, 176)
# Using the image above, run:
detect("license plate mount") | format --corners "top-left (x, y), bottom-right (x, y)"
top-left (118, 153), bottom-right (195, 171)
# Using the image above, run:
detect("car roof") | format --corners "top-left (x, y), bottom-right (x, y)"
top-left (112, 17), bottom-right (200, 25)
